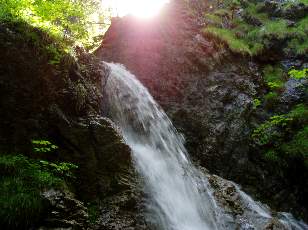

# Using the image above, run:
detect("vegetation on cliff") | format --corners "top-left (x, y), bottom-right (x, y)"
top-left (202, 0), bottom-right (308, 176)
top-left (0, 0), bottom-right (121, 228)
top-left (0, 141), bottom-right (78, 229)
top-left (203, 0), bottom-right (308, 57)
top-left (0, 0), bottom-right (308, 227)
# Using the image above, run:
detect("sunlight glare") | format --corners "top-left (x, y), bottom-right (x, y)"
top-left (104, 0), bottom-right (169, 18)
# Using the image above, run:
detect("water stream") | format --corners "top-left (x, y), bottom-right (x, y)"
top-left (104, 62), bottom-right (308, 230)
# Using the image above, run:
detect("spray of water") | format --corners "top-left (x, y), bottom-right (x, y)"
top-left (104, 62), bottom-right (308, 230)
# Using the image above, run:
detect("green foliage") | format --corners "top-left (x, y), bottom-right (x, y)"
top-left (264, 92), bottom-right (279, 106)
top-left (288, 38), bottom-right (308, 55)
top-left (286, 16), bottom-right (308, 54)
top-left (298, 0), bottom-right (308, 4)
top-left (296, 16), bottom-right (308, 33)
top-left (0, 154), bottom-right (62, 228)
top-left (288, 104), bottom-right (308, 122)
top-left (205, 13), bottom-right (223, 25)
top-left (203, 0), bottom-right (308, 56)
top-left (264, 150), bottom-right (280, 162)
top-left (259, 20), bottom-right (290, 39)
top-left (32, 139), bottom-right (58, 153)
top-left (39, 160), bottom-right (78, 179)
top-left (263, 65), bottom-right (285, 90)
top-left (0, 139), bottom-right (78, 228)
top-left (283, 0), bottom-right (308, 9)
top-left (281, 126), bottom-right (308, 166)
top-left (244, 2), bottom-right (268, 22)
top-left (88, 202), bottom-right (100, 224)
top-left (253, 98), bottom-right (261, 109)
top-left (252, 115), bottom-right (292, 145)
top-left (288, 68), bottom-right (308, 80)
top-left (252, 104), bottom-right (308, 166)
top-left (0, 0), bottom-right (107, 50)
top-left (203, 27), bottom-right (252, 55)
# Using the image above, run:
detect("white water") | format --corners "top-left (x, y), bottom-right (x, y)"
top-left (104, 62), bottom-right (308, 230)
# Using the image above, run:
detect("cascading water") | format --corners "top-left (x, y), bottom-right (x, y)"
top-left (104, 62), bottom-right (308, 230)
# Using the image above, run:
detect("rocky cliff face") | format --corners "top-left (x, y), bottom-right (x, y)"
top-left (1, 0), bottom-right (307, 228)
top-left (0, 21), bottom-right (146, 229)
top-left (96, 0), bottom-right (308, 221)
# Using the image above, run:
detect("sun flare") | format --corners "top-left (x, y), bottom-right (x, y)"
top-left (104, 0), bottom-right (169, 18)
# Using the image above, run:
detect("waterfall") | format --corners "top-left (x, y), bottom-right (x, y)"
top-left (104, 62), bottom-right (308, 230)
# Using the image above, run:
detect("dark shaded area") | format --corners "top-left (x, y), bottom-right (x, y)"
top-left (0, 21), bottom-right (144, 229)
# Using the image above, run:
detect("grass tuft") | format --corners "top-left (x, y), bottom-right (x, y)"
top-left (0, 154), bottom-right (63, 229)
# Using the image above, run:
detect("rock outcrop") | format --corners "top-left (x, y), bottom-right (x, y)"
top-left (0, 21), bottom-right (145, 229)
top-left (96, 0), bottom-right (308, 221)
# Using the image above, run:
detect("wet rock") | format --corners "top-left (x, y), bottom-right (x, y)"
top-left (94, 188), bottom-right (147, 230)
top-left (264, 218), bottom-right (288, 230)
top-left (206, 173), bottom-right (292, 230)
top-left (95, 0), bottom-right (308, 222)
top-left (0, 21), bottom-right (140, 229)
top-left (49, 115), bottom-right (132, 201)
top-left (39, 189), bottom-right (89, 230)
top-left (280, 78), bottom-right (308, 110)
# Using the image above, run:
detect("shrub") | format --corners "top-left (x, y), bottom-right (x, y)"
top-left (282, 126), bottom-right (308, 162)
top-left (0, 153), bottom-right (78, 228)
top-left (252, 104), bottom-right (308, 167)
top-left (0, 154), bottom-right (61, 228)
top-left (252, 114), bottom-right (292, 145)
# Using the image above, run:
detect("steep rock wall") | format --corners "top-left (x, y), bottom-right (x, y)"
top-left (0, 21), bottom-right (145, 229)
top-left (96, 0), bottom-right (308, 220)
